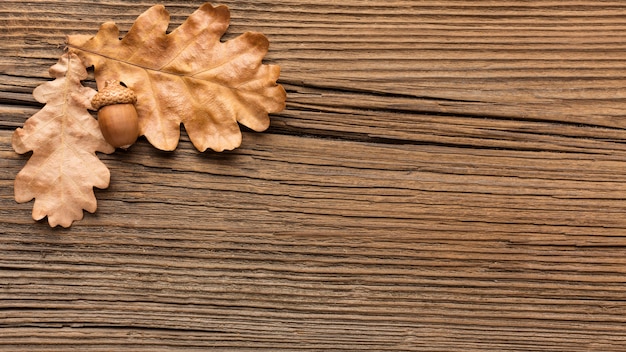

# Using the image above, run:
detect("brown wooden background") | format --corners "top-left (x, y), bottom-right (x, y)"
top-left (2, 1), bottom-right (626, 350)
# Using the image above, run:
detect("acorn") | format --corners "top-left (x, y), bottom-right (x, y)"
top-left (91, 80), bottom-right (139, 149)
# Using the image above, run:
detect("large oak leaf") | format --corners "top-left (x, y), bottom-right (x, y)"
top-left (13, 52), bottom-right (115, 228)
top-left (67, 3), bottom-right (286, 152)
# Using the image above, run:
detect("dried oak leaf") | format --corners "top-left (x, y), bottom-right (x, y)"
top-left (67, 2), bottom-right (286, 152)
top-left (13, 52), bottom-right (115, 228)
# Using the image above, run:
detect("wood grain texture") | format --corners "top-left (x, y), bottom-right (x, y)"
top-left (2, 0), bottom-right (626, 350)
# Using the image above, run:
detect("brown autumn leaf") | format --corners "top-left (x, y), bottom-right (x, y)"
top-left (13, 52), bottom-right (115, 228)
top-left (67, 2), bottom-right (286, 152)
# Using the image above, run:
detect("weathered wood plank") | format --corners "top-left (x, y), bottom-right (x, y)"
top-left (2, 0), bottom-right (626, 351)
top-left (4, 1), bottom-right (626, 150)
top-left (3, 130), bottom-right (626, 350)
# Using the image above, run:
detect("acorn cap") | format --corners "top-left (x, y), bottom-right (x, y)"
top-left (91, 80), bottom-right (137, 110)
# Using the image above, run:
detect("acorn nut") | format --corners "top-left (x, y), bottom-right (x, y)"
top-left (91, 80), bottom-right (139, 149)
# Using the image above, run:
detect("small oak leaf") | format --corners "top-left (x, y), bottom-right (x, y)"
top-left (13, 52), bottom-right (115, 228)
top-left (68, 2), bottom-right (286, 152)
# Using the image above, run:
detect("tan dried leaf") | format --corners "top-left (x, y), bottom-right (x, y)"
top-left (68, 2), bottom-right (286, 152)
top-left (13, 52), bottom-right (115, 228)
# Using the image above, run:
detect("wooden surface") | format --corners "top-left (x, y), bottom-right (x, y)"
top-left (2, 0), bottom-right (626, 350)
